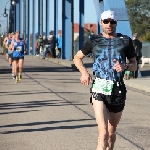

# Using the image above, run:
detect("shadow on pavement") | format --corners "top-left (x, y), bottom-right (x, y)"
top-left (0, 100), bottom-right (87, 111)
top-left (1, 119), bottom-right (96, 134)
top-left (0, 110), bottom-right (40, 115)
top-left (0, 91), bottom-right (77, 96)
top-left (24, 66), bottom-right (75, 73)
top-left (0, 118), bottom-right (94, 128)
top-left (0, 66), bottom-right (75, 74)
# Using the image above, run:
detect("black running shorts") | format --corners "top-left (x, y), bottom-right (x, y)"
top-left (90, 82), bottom-right (127, 113)
top-left (13, 57), bottom-right (24, 60)
top-left (8, 54), bottom-right (12, 58)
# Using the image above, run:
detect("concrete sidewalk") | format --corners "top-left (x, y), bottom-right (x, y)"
top-left (33, 55), bottom-right (150, 93)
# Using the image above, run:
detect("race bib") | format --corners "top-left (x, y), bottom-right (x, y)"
top-left (92, 78), bottom-right (114, 95)
top-left (16, 46), bottom-right (22, 52)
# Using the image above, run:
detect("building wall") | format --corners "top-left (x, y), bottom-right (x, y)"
top-left (74, 23), bottom-right (97, 34)
top-left (54, 23), bottom-right (97, 40)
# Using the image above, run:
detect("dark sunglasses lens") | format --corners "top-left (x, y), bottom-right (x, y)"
top-left (103, 20), bottom-right (116, 24)
top-left (103, 20), bottom-right (109, 24)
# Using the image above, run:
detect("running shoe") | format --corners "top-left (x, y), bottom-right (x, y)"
top-left (13, 76), bottom-right (16, 80)
top-left (15, 79), bottom-right (19, 83)
top-left (19, 75), bottom-right (22, 80)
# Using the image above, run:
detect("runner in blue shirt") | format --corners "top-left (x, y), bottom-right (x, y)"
top-left (10, 30), bottom-right (26, 83)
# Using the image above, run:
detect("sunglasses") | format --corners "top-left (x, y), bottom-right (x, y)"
top-left (103, 20), bottom-right (117, 24)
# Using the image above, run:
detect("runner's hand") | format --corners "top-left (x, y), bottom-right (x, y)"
top-left (113, 59), bottom-right (126, 72)
top-left (80, 72), bottom-right (92, 85)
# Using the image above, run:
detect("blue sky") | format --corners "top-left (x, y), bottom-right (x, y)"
top-left (0, 0), bottom-right (97, 33)
top-left (0, 0), bottom-right (11, 33)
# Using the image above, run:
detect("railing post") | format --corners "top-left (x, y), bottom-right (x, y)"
top-left (62, 0), bottom-right (72, 60)
top-left (32, 0), bottom-right (36, 56)
top-left (27, 0), bottom-right (30, 55)
top-left (79, 0), bottom-right (84, 50)
top-left (45, 0), bottom-right (51, 39)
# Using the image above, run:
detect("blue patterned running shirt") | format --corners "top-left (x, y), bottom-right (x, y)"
top-left (81, 33), bottom-right (135, 82)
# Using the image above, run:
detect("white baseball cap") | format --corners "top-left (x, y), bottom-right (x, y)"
top-left (101, 10), bottom-right (117, 21)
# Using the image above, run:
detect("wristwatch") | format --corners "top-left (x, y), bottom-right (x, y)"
top-left (125, 63), bottom-right (129, 70)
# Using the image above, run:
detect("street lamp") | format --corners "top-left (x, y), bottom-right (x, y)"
top-left (3, 0), bottom-right (16, 34)
top-left (11, 0), bottom-right (16, 6)
top-left (3, 8), bottom-right (8, 34)
top-left (3, 8), bottom-right (8, 17)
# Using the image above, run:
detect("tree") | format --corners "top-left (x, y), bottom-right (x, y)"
top-left (125, 0), bottom-right (150, 41)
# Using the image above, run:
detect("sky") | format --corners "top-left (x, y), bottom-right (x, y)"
top-left (0, 0), bottom-right (11, 33)
top-left (0, 0), bottom-right (97, 34)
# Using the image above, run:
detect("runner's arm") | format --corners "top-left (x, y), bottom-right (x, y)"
top-left (125, 58), bottom-right (137, 71)
top-left (125, 37), bottom-right (137, 71)
top-left (9, 40), bottom-right (14, 52)
top-left (8, 44), bottom-right (12, 51)
top-left (74, 40), bottom-right (93, 74)
top-left (3, 37), bottom-right (8, 48)
top-left (73, 50), bottom-right (88, 74)
top-left (5, 42), bottom-right (9, 49)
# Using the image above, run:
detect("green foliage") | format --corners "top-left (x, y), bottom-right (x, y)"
top-left (125, 0), bottom-right (150, 41)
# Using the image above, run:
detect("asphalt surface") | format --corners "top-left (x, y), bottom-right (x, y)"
top-left (0, 55), bottom-right (150, 150)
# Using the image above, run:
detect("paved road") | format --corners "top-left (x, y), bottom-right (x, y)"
top-left (0, 56), bottom-right (150, 150)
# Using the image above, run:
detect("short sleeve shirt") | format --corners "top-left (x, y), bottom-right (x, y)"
top-left (81, 33), bottom-right (135, 81)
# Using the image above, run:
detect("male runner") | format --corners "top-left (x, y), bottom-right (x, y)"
top-left (6, 33), bottom-right (14, 69)
top-left (3, 33), bottom-right (11, 61)
top-left (10, 30), bottom-right (26, 83)
top-left (74, 10), bottom-right (137, 150)
top-left (8, 32), bottom-right (16, 78)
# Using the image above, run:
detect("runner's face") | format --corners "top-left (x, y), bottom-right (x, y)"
top-left (100, 18), bottom-right (117, 34)
top-left (12, 35), bottom-right (15, 39)
top-left (16, 32), bottom-right (20, 38)
top-left (8, 33), bottom-right (11, 38)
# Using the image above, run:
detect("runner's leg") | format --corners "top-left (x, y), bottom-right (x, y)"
top-left (13, 59), bottom-right (19, 82)
top-left (8, 55), bottom-right (12, 67)
top-left (18, 58), bottom-right (24, 80)
top-left (106, 111), bottom-right (122, 150)
top-left (92, 96), bottom-right (109, 150)
top-left (11, 53), bottom-right (15, 78)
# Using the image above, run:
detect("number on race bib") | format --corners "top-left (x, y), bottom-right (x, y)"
top-left (16, 46), bottom-right (22, 52)
top-left (92, 78), bottom-right (114, 95)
